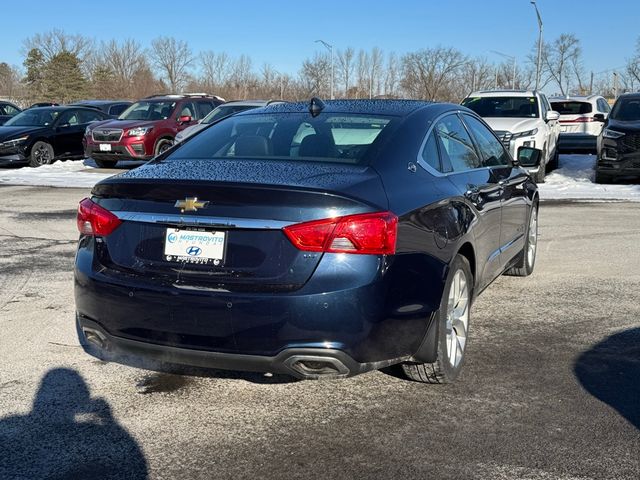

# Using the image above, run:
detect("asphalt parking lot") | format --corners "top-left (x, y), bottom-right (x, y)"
top-left (0, 184), bottom-right (638, 480)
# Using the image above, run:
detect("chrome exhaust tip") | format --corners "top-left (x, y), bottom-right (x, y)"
top-left (285, 355), bottom-right (350, 379)
top-left (82, 327), bottom-right (109, 351)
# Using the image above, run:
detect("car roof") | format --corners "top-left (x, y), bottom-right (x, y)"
top-left (26, 105), bottom-right (107, 113)
top-left (549, 95), bottom-right (601, 102)
top-left (247, 99), bottom-right (435, 117)
top-left (220, 100), bottom-right (285, 107)
top-left (616, 92), bottom-right (640, 100)
top-left (467, 90), bottom-right (537, 98)
top-left (70, 100), bottom-right (131, 105)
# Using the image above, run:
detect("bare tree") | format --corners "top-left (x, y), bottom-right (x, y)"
top-left (150, 37), bottom-right (194, 92)
top-left (356, 50), bottom-right (370, 98)
top-left (400, 46), bottom-right (468, 101)
top-left (299, 53), bottom-right (330, 97)
top-left (337, 47), bottom-right (355, 97)
top-left (625, 37), bottom-right (640, 87)
top-left (543, 34), bottom-right (582, 95)
top-left (0, 63), bottom-right (22, 99)
top-left (369, 47), bottom-right (384, 98)
top-left (23, 29), bottom-right (94, 65)
top-left (93, 39), bottom-right (147, 98)
top-left (383, 52), bottom-right (400, 98)
top-left (199, 51), bottom-right (232, 93)
top-left (228, 54), bottom-right (256, 99)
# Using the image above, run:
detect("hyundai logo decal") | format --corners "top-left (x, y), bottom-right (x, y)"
top-left (186, 246), bottom-right (202, 256)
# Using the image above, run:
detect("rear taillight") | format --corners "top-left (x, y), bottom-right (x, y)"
top-left (561, 116), bottom-right (594, 123)
top-left (77, 198), bottom-right (122, 236)
top-left (283, 211), bottom-right (398, 255)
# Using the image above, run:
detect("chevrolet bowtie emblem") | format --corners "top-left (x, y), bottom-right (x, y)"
top-left (174, 197), bottom-right (210, 212)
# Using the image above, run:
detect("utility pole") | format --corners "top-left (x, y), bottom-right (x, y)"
top-left (531, 1), bottom-right (543, 90)
top-left (315, 39), bottom-right (334, 100)
top-left (613, 72), bottom-right (618, 99)
top-left (590, 71), bottom-right (594, 95)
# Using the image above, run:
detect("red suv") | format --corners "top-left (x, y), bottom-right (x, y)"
top-left (84, 94), bottom-right (224, 167)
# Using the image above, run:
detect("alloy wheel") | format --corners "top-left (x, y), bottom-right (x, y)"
top-left (527, 208), bottom-right (538, 267)
top-left (445, 269), bottom-right (469, 368)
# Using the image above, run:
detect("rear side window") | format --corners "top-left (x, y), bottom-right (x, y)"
top-left (462, 114), bottom-right (511, 167)
top-left (433, 114), bottom-right (481, 172)
top-left (109, 104), bottom-right (129, 116)
top-left (550, 101), bottom-right (592, 115)
top-left (197, 101), bottom-right (215, 118)
top-left (169, 113), bottom-right (396, 165)
top-left (79, 109), bottom-right (106, 123)
top-left (597, 98), bottom-right (611, 113)
top-left (420, 132), bottom-right (441, 171)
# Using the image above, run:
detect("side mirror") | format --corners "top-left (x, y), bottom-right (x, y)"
top-left (593, 113), bottom-right (606, 122)
top-left (545, 111), bottom-right (560, 122)
top-left (178, 115), bottom-right (192, 124)
top-left (517, 147), bottom-right (542, 167)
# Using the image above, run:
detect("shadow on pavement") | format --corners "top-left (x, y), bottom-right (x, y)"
top-left (574, 327), bottom-right (640, 430)
top-left (0, 368), bottom-right (148, 479)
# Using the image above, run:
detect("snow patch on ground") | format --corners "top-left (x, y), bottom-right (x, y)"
top-left (0, 159), bottom-right (117, 188)
top-left (539, 155), bottom-right (640, 202)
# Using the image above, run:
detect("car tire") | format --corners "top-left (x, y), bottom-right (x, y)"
top-left (94, 158), bottom-right (118, 168)
top-left (505, 203), bottom-right (538, 277)
top-left (595, 170), bottom-right (612, 184)
top-left (401, 254), bottom-right (473, 384)
top-left (155, 138), bottom-right (173, 156)
top-left (28, 141), bottom-right (54, 167)
top-left (546, 147), bottom-right (559, 172)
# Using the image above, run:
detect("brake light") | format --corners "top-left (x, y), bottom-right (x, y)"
top-left (561, 116), bottom-right (594, 123)
top-left (77, 198), bottom-right (122, 236)
top-left (283, 211), bottom-right (398, 255)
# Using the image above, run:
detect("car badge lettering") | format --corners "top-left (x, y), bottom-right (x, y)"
top-left (174, 197), bottom-right (209, 212)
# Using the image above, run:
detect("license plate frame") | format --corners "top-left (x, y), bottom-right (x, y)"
top-left (163, 228), bottom-right (226, 266)
top-left (99, 143), bottom-right (112, 152)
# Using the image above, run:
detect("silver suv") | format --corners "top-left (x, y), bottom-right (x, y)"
top-left (462, 90), bottom-right (561, 182)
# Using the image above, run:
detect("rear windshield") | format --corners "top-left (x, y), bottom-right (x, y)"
top-left (550, 101), bottom-right (592, 115)
top-left (462, 96), bottom-right (539, 118)
top-left (610, 97), bottom-right (640, 121)
top-left (168, 113), bottom-right (396, 165)
top-left (119, 101), bottom-right (176, 121)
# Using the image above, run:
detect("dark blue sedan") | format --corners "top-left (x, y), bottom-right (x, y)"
top-left (74, 99), bottom-right (541, 382)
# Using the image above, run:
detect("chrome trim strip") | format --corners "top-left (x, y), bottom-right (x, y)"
top-left (111, 211), bottom-right (291, 229)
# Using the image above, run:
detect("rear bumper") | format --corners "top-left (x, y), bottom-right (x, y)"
top-left (77, 315), bottom-right (404, 379)
top-left (74, 243), bottom-right (442, 376)
top-left (558, 133), bottom-right (597, 151)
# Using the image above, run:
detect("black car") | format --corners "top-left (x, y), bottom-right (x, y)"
top-left (0, 101), bottom-right (21, 125)
top-left (0, 106), bottom-right (110, 167)
top-left (69, 100), bottom-right (133, 118)
top-left (28, 102), bottom-right (60, 108)
top-left (596, 93), bottom-right (640, 183)
top-left (74, 99), bottom-right (541, 382)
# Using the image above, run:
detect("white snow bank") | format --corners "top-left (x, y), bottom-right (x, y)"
top-left (0, 159), bottom-right (119, 188)
top-left (539, 154), bottom-right (640, 202)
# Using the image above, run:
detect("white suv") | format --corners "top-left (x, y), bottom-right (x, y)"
top-left (549, 95), bottom-right (610, 153)
top-left (462, 90), bottom-right (560, 182)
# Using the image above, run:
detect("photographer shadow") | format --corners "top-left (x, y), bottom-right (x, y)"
top-left (574, 327), bottom-right (640, 430)
top-left (0, 368), bottom-right (148, 479)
